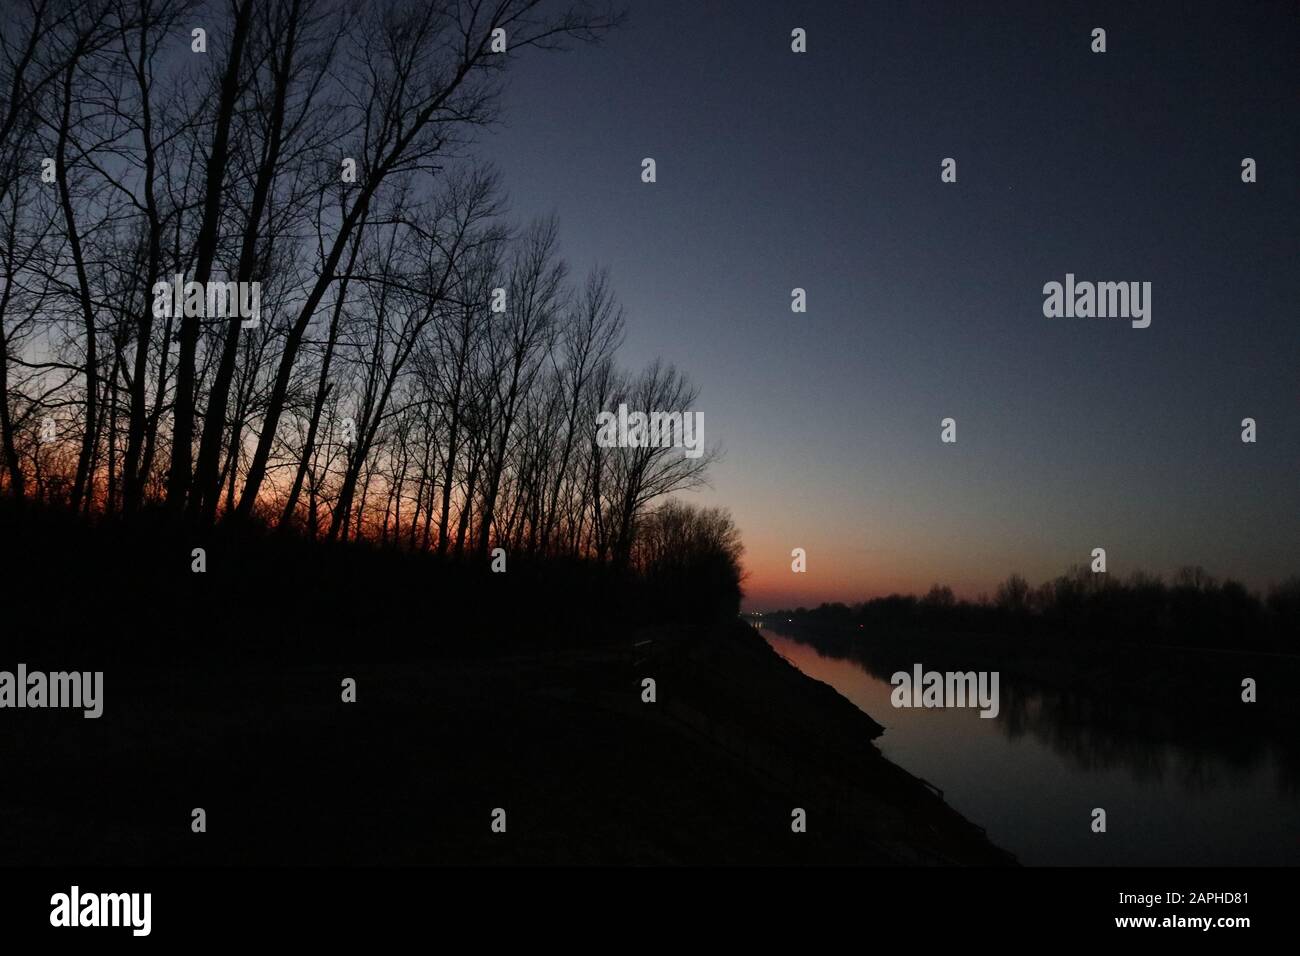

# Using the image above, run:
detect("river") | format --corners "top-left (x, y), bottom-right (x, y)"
top-left (761, 626), bottom-right (1300, 865)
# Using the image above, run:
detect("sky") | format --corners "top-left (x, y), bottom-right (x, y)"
top-left (483, 0), bottom-right (1300, 609)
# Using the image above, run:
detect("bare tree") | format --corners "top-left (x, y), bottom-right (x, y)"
top-left (0, 0), bottom-right (732, 578)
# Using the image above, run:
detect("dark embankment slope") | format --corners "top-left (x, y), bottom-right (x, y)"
top-left (0, 502), bottom-right (1011, 864)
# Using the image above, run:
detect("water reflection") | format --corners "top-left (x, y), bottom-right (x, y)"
top-left (759, 622), bottom-right (1300, 865)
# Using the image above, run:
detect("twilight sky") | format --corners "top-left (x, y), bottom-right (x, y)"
top-left (485, 0), bottom-right (1299, 609)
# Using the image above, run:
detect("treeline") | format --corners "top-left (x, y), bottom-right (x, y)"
top-left (0, 0), bottom-right (735, 571)
top-left (774, 566), bottom-right (1300, 652)
top-left (0, 492), bottom-right (745, 668)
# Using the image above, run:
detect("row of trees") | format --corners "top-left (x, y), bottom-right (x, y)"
top-left (632, 500), bottom-right (745, 621)
top-left (0, 0), bottom-right (734, 565)
top-left (777, 566), bottom-right (1300, 651)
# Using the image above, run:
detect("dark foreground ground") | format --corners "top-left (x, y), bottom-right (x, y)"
top-left (0, 504), bottom-right (1011, 865)
top-left (2, 619), bottom-right (1015, 865)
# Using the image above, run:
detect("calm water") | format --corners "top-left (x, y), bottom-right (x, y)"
top-left (761, 627), bottom-right (1300, 865)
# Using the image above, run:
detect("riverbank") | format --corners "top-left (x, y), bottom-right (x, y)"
top-left (0, 501), bottom-right (1012, 864)
top-left (1, 619), bottom-right (1013, 865)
